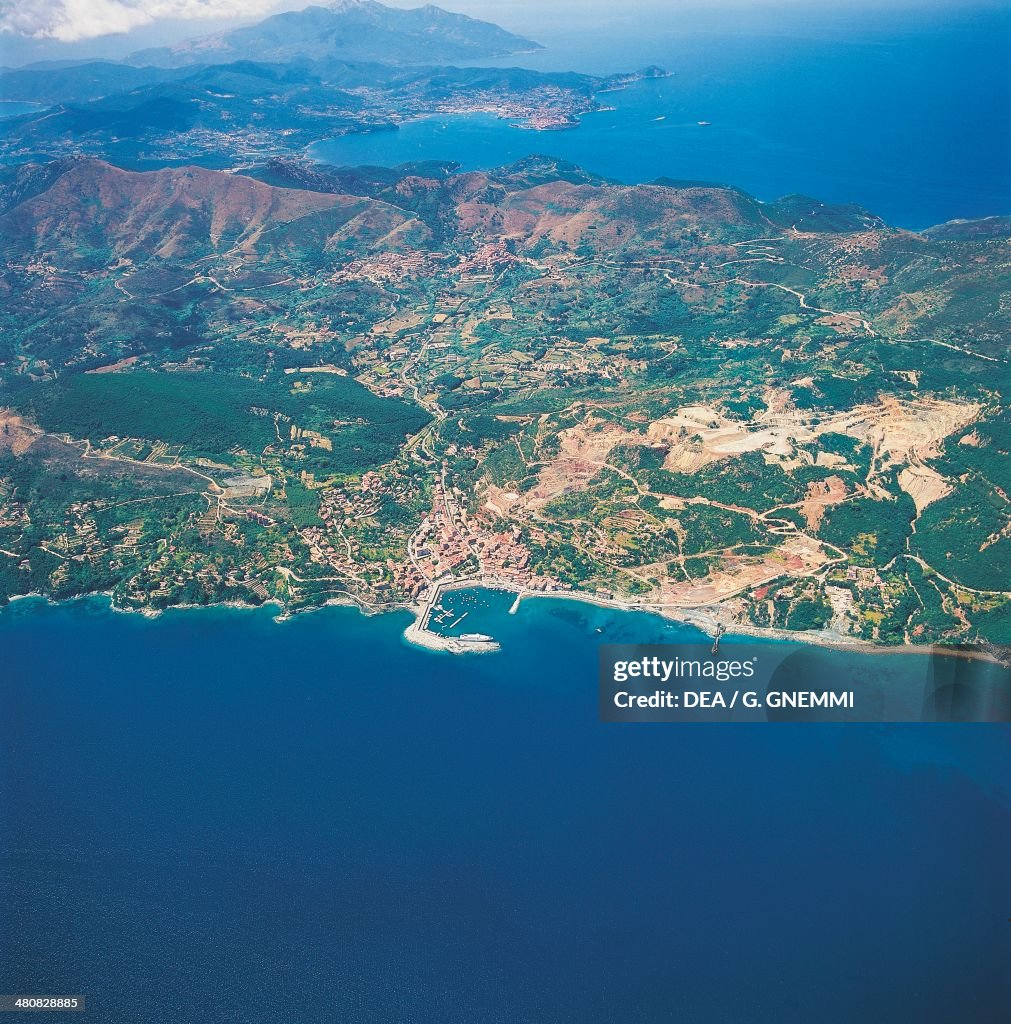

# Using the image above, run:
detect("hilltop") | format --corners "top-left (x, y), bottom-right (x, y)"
top-left (0, 158), bottom-right (425, 261)
top-left (131, 1), bottom-right (542, 68)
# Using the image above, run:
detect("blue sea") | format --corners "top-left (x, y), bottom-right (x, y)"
top-left (0, 101), bottom-right (42, 120)
top-left (311, 5), bottom-right (1011, 229)
top-left (2, 595), bottom-right (1009, 1022)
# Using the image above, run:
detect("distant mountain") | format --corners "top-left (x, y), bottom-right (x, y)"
top-left (0, 56), bottom-right (602, 114)
top-left (130, 0), bottom-right (542, 68)
top-left (0, 61), bottom-right (189, 106)
top-left (0, 60), bottom-right (394, 171)
top-left (0, 56), bottom-right (626, 172)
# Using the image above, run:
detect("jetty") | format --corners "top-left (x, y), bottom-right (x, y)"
top-left (405, 581), bottom-right (500, 654)
top-left (711, 622), bottom-right (725, 655)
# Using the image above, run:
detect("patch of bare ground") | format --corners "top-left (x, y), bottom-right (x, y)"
top-left (0, 410), bottom-right (45, 457)
top-left (525, 419), bottom-right (638, 507)
top-left (655, 536), bottom-right (832, 607)
top-left (640, 395), bottom-right (979, 495)
top-left (507, 394), bottom-right (980, 526)
top-left (0, 410), bottom-right (199, 494)
top-left (657, 495), bottom-right (687, 511)
top-left (843, 396), bottom-right (981, 464)
top-left (898, 465), bottom-right (953, 514)
top-left (800, 475), bottom-right (849, 531)
top-left (484, 483), bottom-right (523, 517)
top-left (86, 356), bottom-right (139, 374)
top-left (834, 396), bottom-right (981, 507)
top-left (648, 405), bottom-right (806, 473)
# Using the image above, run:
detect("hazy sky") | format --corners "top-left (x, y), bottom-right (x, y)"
top-left (0, 0), bottom-right (999, 52)
top-left (0, 0), bottom-right (281, 44)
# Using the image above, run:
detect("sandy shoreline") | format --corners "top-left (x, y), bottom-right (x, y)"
top-left (1, 582), bottom-right (1002, 667)
top-left (508, 587), bottom-right (1005, 666)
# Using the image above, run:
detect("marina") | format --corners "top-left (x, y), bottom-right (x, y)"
top-left (404, 580), bottom-right (501, 653)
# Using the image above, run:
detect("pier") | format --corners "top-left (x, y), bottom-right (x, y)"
top-left (405, 581), bottom-right (500, 654)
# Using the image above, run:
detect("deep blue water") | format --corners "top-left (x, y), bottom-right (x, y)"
top-left (2, 596), bottom-right (1010, 1022)
top-left (311, 6), bottom-right (1011, 229)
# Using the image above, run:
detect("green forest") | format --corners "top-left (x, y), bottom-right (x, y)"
top-left (15, 370), bottom-right (429, 472)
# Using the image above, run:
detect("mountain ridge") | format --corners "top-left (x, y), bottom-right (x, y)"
top-left (0, 158), bottom-right (427, 262)
top-left (0, 155), bottom-right (900, 260)
top-left (129, 1), bottom-right (542, 69)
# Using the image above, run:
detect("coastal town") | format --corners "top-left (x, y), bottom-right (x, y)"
top-left (1, 146), bottom-right (1008, 653)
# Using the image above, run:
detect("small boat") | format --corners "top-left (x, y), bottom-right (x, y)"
top-left (697, 120), bottom-right (712, 126)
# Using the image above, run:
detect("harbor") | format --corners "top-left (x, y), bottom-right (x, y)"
top-left (404, 580), bottom-right (501, 653)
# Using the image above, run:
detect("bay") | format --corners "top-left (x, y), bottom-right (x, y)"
top-left (311, 6), bottom-right (1011, 229)
top-left (0, 101), bottom-right (43, 120)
